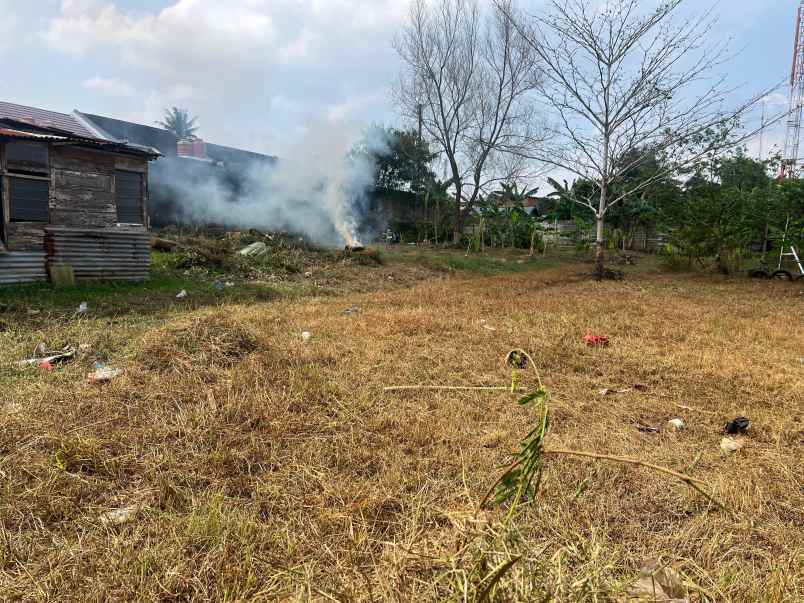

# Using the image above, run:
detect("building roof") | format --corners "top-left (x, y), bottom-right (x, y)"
top-left (77, 112), bottom-right (181, 158)
top-left (206, 142), bottom-right (276, 166)
top-left (77, 111), bottom-right (276, 166)
top-left (0, 100), bottom-right (97, 139)
top-left (0, 127), bottom-right (69, 141)
top-left (0, 101), bottom-right (272, 166)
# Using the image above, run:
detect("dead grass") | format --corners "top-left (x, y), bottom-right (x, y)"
top-left (138, 311), bottom-right (264, 373)
top-left (0, 263), bottom-right (802, 602)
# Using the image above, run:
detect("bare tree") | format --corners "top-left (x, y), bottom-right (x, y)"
top-left (394, 0), bottom-right (540, 243)
top-left (496, 0), bottom-right (778, 276)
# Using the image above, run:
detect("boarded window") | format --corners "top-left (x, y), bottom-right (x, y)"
top-left (6, 142), bottom-right (49, 175)
top-left (9, 177), bottom-right (49, 222)
top-left (115, 170), bottom-right (143, 224)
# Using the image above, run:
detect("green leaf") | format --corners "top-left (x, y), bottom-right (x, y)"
top-left (476, 556), bottom-right (522, 602)
top-left (54, 449), bottom-right (66, 471)
top-left (516, 388), bottom-right (546, 406)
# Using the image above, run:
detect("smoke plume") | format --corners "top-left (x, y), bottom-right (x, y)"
top-left (150, 120), bottom-right (390, 246)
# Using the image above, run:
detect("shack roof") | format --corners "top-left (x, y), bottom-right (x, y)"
top-left (0, 127), bottom-right (68, 141)
top-left (0, 117), bottom-right (161, 159)
top-left (0, 100), bottom-right (98, 138)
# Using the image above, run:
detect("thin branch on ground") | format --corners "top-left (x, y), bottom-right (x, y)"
top-left (384, 385), bottom-right (526, 392)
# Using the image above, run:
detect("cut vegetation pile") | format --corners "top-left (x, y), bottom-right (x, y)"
top-left (156, 227), bottom-right (341, 278)
top-left (0, 263), bottom-right (802, 601)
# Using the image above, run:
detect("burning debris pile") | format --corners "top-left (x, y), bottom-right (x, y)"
top-left (150, 120), bottom-right (389, 249)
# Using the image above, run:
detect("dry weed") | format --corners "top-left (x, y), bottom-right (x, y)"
top-left (138, 310), bottom-right (263, 373)
top-left (0, 265), bottom-right (801, 601)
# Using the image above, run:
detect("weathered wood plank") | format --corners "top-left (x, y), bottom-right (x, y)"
top-left (49, 208), bottom-right (117, 228)
top-left (54, 170), bottom-right (113, 192)
top-left (115, 156), bottom-right (148, 172)
top-left (51, 147), bottom-right (115, 174)
top-left (4, 223), bottom-right (46, 251)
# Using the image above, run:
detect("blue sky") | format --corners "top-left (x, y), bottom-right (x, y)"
top-left (0, 0), bottom-right (798, 157)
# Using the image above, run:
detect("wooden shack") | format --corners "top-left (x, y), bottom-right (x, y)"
top-left (0, 112), bottom-right (160, 285)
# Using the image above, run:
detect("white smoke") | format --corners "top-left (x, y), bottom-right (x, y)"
top-left (152, 119), bottom-right (390, 246)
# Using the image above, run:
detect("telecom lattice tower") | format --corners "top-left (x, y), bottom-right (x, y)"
top-left (782, 0), bottom-right (804, 177)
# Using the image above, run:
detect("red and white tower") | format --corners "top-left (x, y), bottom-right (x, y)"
top-left (782, 1), bottom-right (804, 177)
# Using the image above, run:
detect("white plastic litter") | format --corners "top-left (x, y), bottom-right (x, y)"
top-left (100, 505), bottom-right (140, 526)
top-left (479, 319), bottom-right (496, 331)
top-left (88, 367), bottom-right (124, 384)
top-left (720, 436), bottom-right (744, 454)
top-left (301, 331), bottom-right (312, 342)
top-left (239, 242), bottom-right (269, 257)
top-left (176, 290), bottom-right (188, 299)
top-left (666, 418), bottom-right (686, 432)
top-left (77, 302), bottom-right (88, 313)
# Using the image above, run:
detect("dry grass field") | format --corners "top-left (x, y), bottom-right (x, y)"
top-left (0, 255), bottom-right (802, 601)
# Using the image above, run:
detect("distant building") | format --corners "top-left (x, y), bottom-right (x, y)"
top-left (0, 101), bottom-right (159, 285)
top-left (75, 111), bottom-right (277, 227)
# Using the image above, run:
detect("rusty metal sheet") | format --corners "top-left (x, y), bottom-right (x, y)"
top-left (0, 252), bottom-right (47, 285)
top-left (45, 227), bottom-right (151, 282)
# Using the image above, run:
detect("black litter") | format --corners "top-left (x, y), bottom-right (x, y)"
top-left (724, 416), bottom-right (750, 434)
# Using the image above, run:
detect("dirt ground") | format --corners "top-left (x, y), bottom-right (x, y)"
top-left (0, 257), bottom-right (802, 601)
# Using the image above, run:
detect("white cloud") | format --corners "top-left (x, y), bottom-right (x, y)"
top-left (0, 16), bottom-right (15, 50)
top-left (43, 0), bottom-right (409, 152)
top-left (83, 76), bottom-right (134, 97)
top-left (60, 0), bottom-right (105, 17)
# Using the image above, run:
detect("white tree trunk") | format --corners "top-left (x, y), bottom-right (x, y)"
top-left (595, 209), bottom-right (605, 277)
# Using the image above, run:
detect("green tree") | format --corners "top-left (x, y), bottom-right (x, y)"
top-left (718, 152), bottom-right (769, 191)
top-left (660, 149), bottom-right (773, 273)
top-left (545, 177), bottom-right (596, 223)
top-left (371, 127), bottom-right (438, 193)
top-left (605, 148), bottom-right (682, 248)
top-left (488, 182), bottom-right (540, 209)
top-left (473, 182), bottom-right (541, 249)
top-left (158, 107), bottom-right (199, 140)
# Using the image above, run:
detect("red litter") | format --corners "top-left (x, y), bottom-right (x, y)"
top-left (583, 334), bottom-right (610, 347)
top-left (38, 361), bottom-right (54, 371)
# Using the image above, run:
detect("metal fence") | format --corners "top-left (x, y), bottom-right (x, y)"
top-left (0, 251), bottom-right (47, 285)
top-left (45, 227), bottom-right (151, 282)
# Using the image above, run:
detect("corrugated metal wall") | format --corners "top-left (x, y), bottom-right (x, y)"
top-left (45, 227), bottom-right (150, 282)
top-left (0, 251), bottom-right (47, 284)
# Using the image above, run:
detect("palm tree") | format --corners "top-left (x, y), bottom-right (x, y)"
top-left (158, 107), bottom-right (199, 140)
top-left (487, 182), bottom-right (541, 248)
top-left (492, 182), bottom-right (539, 207)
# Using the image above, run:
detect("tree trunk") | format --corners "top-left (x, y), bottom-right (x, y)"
top-left (596, 130), bottom-right (610, 279)
top-left (452, 191), bottom-right (464, 245)
top-left (595, 213), bottom-right (605, 279)
top-left (452, 222), bottom-right (462, 244)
